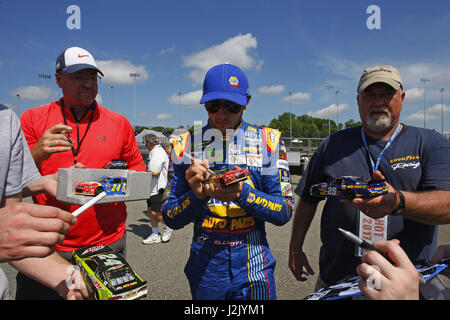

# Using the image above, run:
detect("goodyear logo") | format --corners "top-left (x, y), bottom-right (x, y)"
top-left (389, 155), bottom-right (420, 163)
top-left (389, 155), bottom-right (421, 171)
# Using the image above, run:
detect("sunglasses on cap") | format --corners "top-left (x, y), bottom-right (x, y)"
top-left (204, 100), bottom-right (244, 114)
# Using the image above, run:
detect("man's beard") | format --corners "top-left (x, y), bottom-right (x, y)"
top-left (365, 108), bottom-right (393, 133)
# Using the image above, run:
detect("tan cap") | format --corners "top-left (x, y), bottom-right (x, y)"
top-left (143, 134), bottom-right (159, 145)
top-left (357, 65), bottom-right (403, 94)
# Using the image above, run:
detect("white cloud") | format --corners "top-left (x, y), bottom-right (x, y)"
top-left (138, 112), bottom-right (174, 121)
top-left (316, 58), bottom-right (450, 91)
top-left (402, 104), bottom-right (449, 122)
top-left (160, 47), bottom-right (175, 55)
top-left (395, 63), bottom-right (450, 89)
top-left (316, 56), bottom-right (366, 80)
top-left (168, 90), bottom-right (203, 108)
top-left (256, 85), bottom-right (285, 95)
top-left (427, 103), bottom-right (450, 114)
top-left (11, 86), bottom-right (57, 101)
top-left (281, 91), bottom-right (311, 105)
top-left (183, 33), bottom-right (263, 84)
top-left (405, 87), bottom-right (447, 105)
top-left (404, 87), bottom-right (424, 103)
top-left (403, 111), bottom-right (437, 122)
top-left (156, 113), bottom-right (172, 120)
top-left (97, 60), bottom-right (149, 85)
top-left (309, 104), bottom-right (350, 118)
top-left (139, 112), bottom-right (153, 119)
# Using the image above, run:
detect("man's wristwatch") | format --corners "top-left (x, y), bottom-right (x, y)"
top-left (390, 189), bottom-right (405, 216)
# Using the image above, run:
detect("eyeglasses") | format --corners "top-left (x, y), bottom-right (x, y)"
top-left (205, 100), bottom-right (244, 114)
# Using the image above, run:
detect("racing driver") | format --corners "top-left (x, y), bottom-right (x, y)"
top-left (162, 63), bottom-right (294, 300)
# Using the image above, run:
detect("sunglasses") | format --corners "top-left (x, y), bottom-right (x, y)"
top-left (205, 100), bottom-right (244, 114)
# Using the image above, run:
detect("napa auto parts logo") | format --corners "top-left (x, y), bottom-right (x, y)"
top-left (229, 76), bottom-right (240, 88)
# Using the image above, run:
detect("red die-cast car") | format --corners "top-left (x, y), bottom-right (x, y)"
top-left (211, 168), bottom-right (249, 187)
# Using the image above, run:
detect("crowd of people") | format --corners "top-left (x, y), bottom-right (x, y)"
top-left (0, 46), bottom-right (449, 300)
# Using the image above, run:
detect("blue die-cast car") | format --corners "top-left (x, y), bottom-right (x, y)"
top-left (102, 159), bottom-right (128, 170)
top-left (75, 176), bottom-right (127, 196)
top-left (310, 176), bottom-right (388, 200)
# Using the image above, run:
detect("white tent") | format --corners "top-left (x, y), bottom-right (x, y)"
top-left (135, 129), bottom-right (167, 146)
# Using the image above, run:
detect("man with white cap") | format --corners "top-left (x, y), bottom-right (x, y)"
top-left (162, 63), bottom-right (294, 300)
top-left (17, 47), bottom-right (145, 299)
top-left (289, 65), bottom-right (450, 295)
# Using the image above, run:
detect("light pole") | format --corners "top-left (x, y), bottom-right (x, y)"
top-left (325, 85), bottom-right (333, 135)
top-left (335, 90), bottom-right (339, 131)
top-left (129, 73), bottom-right (141, 127)
top-left (441, 88), bottom-right (445, 135)
top-left (289, 91), bottom-right (292, 147)
top-left (16, 93), bottom-right (20, 115)
top-left (38, 73), bottom-right (52, 103)
top-left (38, 73), bottom-right (51, 80)
top-left (178, 92), bottom-right (181, 128)
top-left (420, 78), bottom-right (430, 128)
top-left (110, 86), bottom-right (115, 111)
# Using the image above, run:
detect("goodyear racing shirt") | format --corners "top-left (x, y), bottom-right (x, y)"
top-left (296, 124), bottom-right (450, 285)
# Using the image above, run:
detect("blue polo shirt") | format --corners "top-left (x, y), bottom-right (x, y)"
top-left (295, 124), bottom-right (450, 285)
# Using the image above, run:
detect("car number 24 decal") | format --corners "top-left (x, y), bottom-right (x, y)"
top-left (98, 254), bottom-right (122, 266)
top-left (110, 184), bottom-right (126, 193)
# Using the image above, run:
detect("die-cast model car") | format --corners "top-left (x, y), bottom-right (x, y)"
top-left (74, 176), bottom-right (127, 196)
top-left (71, 245), bottom-right (147, 300)
top-left (210, 168), bottom-right (249, 187)
top-left (102, 159), bottom-right (128, 170)
top-left (310, 176), bottom-right (388, 200)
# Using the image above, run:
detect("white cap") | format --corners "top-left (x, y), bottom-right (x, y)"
top-left (56, 47), bottom-right (104, 76)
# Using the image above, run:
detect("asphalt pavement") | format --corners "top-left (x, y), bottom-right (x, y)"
top-left (1, 175), bottom-right (449, 300)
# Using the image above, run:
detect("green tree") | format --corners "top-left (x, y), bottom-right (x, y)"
top-left (344, 119), bottom-right (362, 128)
top-left (268, 113), bottom-right (358, 138)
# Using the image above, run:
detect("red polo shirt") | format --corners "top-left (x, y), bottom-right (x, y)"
top-left (20, 99), bottom-right (145, 251)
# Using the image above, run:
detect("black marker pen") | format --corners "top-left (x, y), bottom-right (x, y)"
top-left (338, 227), bottom-right (394, 264)
top-left (338, 227), bottom-right (425, 284)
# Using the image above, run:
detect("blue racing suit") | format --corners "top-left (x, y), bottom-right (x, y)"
top-left (162, 120), bottom-right (294, 300)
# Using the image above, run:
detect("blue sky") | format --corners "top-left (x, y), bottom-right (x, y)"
top-left (1, 0), bottom-right (450, 134)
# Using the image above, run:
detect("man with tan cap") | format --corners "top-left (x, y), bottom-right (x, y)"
top-left (289, 64), bottom-right (450, 295)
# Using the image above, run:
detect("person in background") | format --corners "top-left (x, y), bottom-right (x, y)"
top-left (161, 139), bottom-right (174, 181)
top-left (142, 134), bottom-right (172, 244)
